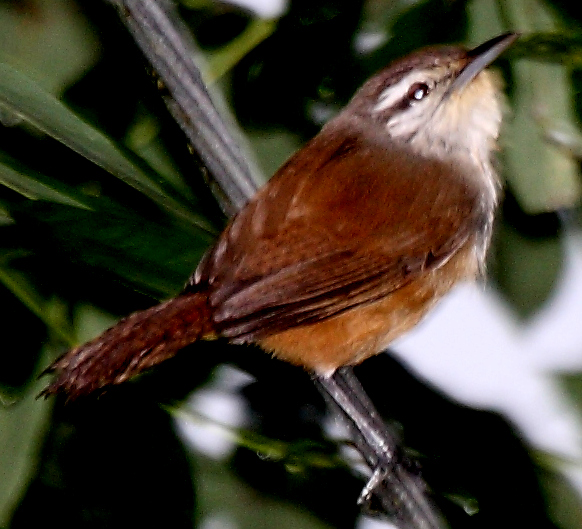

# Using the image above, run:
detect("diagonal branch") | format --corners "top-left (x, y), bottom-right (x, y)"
top-left (317, 368), bottom-right (445, 529)
top-left (106, 0), bottom-right (261, 216)
top-left (104, 1), bottom-right (445, 527)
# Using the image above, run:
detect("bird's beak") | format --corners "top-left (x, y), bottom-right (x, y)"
top-left (448, 32), bottom-right (519, 95)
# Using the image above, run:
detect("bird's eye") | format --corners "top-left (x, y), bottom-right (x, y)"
top-left (407, 82), bottom-right (430, 102)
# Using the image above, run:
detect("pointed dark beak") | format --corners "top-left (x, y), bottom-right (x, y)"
top-left (448, 32), bottom-right (519, 95)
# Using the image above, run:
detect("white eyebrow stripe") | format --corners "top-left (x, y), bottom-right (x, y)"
top-left (373, 71), bottom-right (430, 113)
top-left (374, 71), bottom-right (436, 112)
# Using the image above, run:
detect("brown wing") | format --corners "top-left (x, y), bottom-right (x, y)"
top-left (194, 117), bottom-right (485, 340)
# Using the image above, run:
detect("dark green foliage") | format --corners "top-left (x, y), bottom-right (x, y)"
top-left (1, 1), bottom-right (581, 528)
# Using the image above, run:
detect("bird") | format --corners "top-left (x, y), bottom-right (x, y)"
top-left (41, 33), bottom-right (517, 407)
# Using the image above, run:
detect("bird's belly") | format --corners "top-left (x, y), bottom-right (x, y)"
top-left (257, 244), bottom-right (479, 375)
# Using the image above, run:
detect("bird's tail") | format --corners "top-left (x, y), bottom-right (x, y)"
top-left (40, 291), bottom-right (213, 400)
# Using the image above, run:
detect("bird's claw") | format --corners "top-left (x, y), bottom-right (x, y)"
top-left (358, 465), bottom-right (389, 506)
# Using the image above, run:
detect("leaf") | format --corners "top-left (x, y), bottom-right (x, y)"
top-left (125, 114), bottom-right (197, 201)
top-left (0, 62), bottom-right (212, 231)
top-left (170, 404), bottom-right (341, 470)
top-left (206, 19), bottom-right (277, 83)
top-left (492, 219), bottom-right (563, 317)
top-left (0, 0), bottom-right (99, 96)
top-left (504, 58), bottom-right (582, 212)
top-left (247, 129), bottom-right (302, 177)
top-left (540, 467), bottom-right (582, 529)
top-left (192, 457), bottom-right (332, 529)
top-left (467, 1), bottom-right (582, 213)
top-left (0, 361), bottom-right (53, 527)
top-left (499, 0), bottom-right (582, 213)
top-left (0, 265), bottom-right (75, 346)
top-left (11, 200), bottom-right (213, 299)
top-left (0, 155), bottom-right (90, 210)
top-left (512, 33), bottom-right (582, 66)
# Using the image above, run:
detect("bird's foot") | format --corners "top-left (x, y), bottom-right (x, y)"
top-left (357, 464), bottom-right (394, 507)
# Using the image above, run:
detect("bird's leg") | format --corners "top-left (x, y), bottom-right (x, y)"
top-left (317, 368), bottom-right (396, 462)
top-left (316, 367), bottom-right (399, 506)
top-left (315, 366), bottom-right (445, 529)
top-left (333, 367), bottom-right (400, 462)
top-left (358, 466), bottom-right (390, 505)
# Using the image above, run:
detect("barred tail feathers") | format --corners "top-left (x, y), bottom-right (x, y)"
top-left (41, 292), bottom-right (212, 399)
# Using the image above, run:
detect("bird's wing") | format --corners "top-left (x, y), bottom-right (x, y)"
top-left (195, 119), bottom-right (486, 340)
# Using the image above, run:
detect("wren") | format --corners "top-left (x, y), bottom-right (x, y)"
top-left (41, 33), bottom-right (517, 400)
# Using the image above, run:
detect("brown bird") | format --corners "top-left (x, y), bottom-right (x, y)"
top-left (41, 33), bottom-right (517, 401)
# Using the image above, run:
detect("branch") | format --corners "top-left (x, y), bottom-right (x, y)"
top-left (104, 2), bottom-right (445, 527)
top-left (106, 0), bottom-right (261, 216)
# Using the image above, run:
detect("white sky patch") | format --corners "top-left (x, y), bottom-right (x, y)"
top-left (199, 512), bottom-right (239, 529)
top-left (354, 30), bottom-right (388, 55)
top-left (174, 365), bottom-right (254, 460)
top-left (216, 0), bottom-right (288, 18)
top-left (391, 229), bottom-right (582, 494)
top-left (357, 516), bottom-right (400, 529)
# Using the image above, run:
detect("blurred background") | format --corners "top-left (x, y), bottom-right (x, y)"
top-left (1, 0), bottom-right (582, 528)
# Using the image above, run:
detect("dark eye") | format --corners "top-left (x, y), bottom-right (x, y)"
top-left (407, 82), bottom-right (430, 102)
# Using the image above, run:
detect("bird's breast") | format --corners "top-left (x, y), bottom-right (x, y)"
top-left (257, 240), bottom-right (480, 375)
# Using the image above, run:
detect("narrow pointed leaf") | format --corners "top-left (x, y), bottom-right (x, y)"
top-left (0, 156), bottom-right (90, 210)
top-left (0, 366), bottom-right (53, 527)
top-left (0, 62), bottom-right (212, 231)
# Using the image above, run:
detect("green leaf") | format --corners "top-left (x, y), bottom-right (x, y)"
top-left (503, 58), bottom-right (582, 212)
top-left (12, 200), bottom-right (213, 299)
top-left (170, 405), bottom-right (341, 470)
top-left (193, 458), bottom-right (331, 529)
top-left (0, 0), bottom-right (99, 96)
top-left (0, 62), bottom-right (212, 232)
top-left (0, 155), bottom-right (90, 210)
top-left (0, 364), bottom-right (53, 527)
top-left (492, 221), bottom-right (563, 317)
top-left (512, 33), bottom-right (582, 67)
top-left (540, 467), bottom-right (582, 529)
top-left (125, 114), bottom-right (197, 201)
top-left (468, 1), bottom-right (582, 213)
top-left (247, 129), bottom-right (302, 177)
top-left (0, 265), bottom-right (75, 346)
top-left (499, 0), bottom-right (582, 213)
top-left (206, 19), bottom-right (277, 84)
